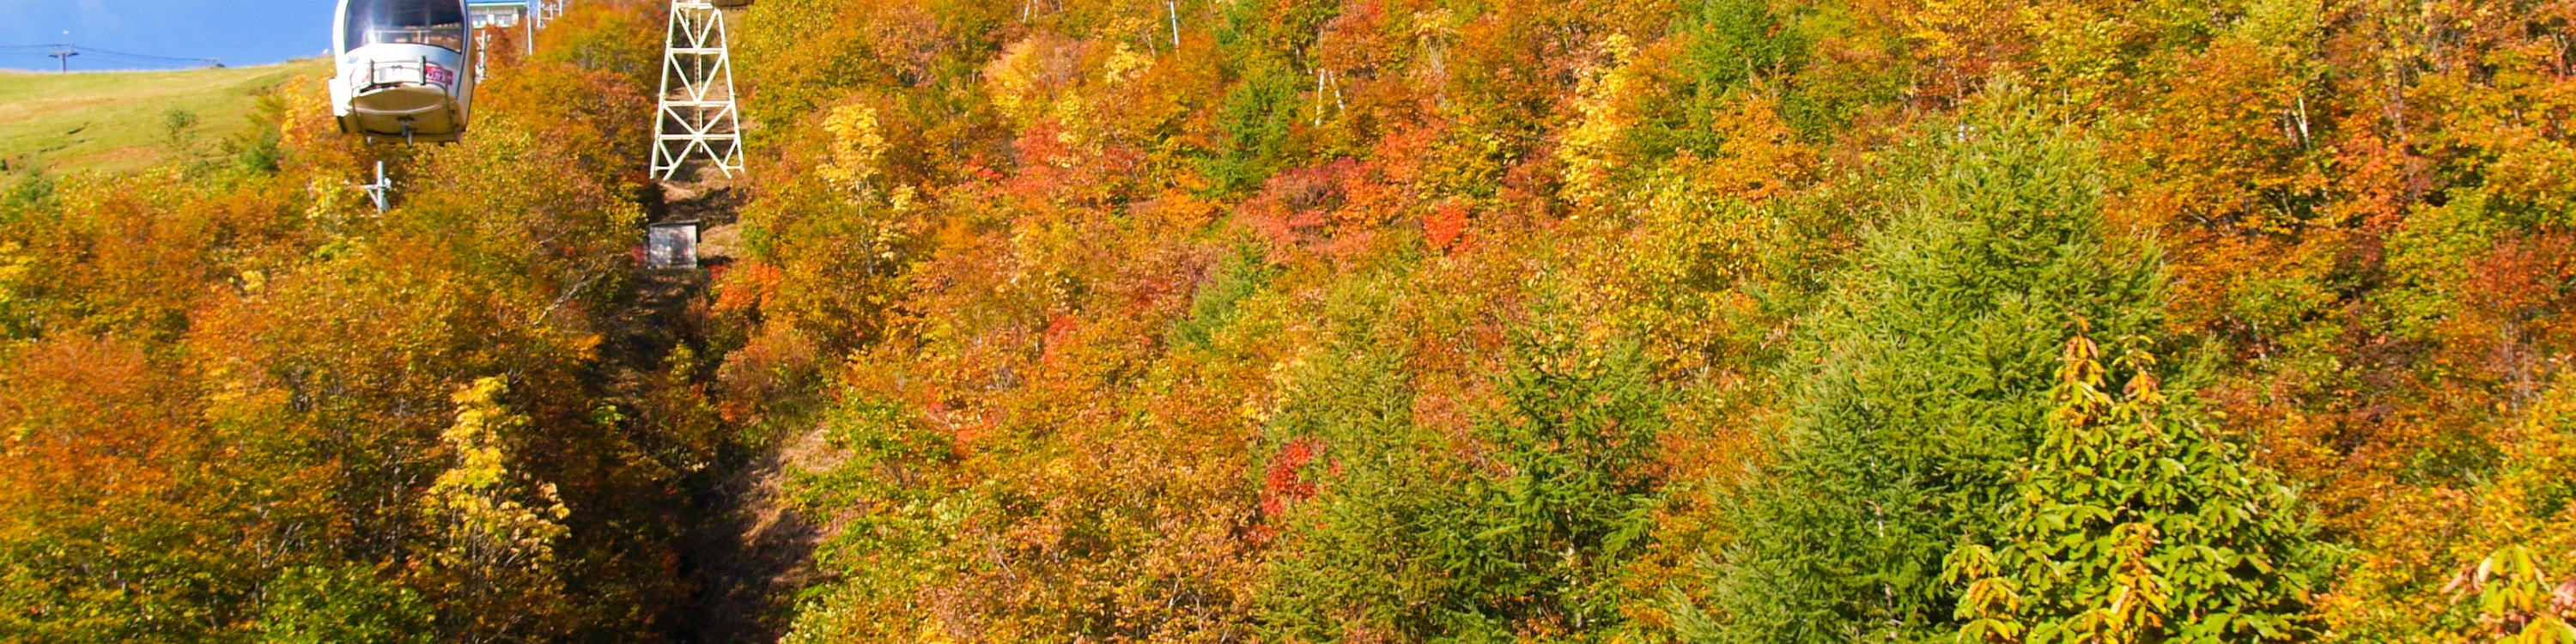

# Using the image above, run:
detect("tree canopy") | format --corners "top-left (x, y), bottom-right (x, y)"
top-left (7, 0), bottom-right (2576, 641)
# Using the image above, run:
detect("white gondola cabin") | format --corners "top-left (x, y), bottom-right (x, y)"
top-left (332, 0), bottom-right (475, 143)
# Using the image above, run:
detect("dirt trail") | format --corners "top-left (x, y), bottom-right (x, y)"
top-left (616, 176), bottom-right (828, 644)
top-left (677, 418), bottom-right (831, 643)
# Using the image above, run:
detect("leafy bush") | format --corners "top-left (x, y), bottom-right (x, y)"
top-left (1261, 283), bottom-right (1667, 641)
top-left (1946, 331), bottom-right (2323, 641)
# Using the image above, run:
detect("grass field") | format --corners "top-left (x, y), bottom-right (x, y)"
top-left (0, 59), bottom-right (329, 176)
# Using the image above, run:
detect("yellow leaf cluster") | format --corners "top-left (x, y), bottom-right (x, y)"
top-left (820, 103), bottom-right (888, 201)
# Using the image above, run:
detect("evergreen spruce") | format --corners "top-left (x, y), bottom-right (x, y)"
top-left (1699, 98), bottom-right (2170, 641)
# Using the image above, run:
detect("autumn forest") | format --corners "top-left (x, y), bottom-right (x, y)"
top-left (4, 0), bottom-right (2576, 641)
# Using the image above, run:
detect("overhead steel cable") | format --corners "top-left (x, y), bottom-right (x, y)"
top-left (0, 43), bottom-right (223, 69)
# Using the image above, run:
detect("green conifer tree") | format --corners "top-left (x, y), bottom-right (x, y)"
top-left (1698, 96), bottom-right (2170, 642)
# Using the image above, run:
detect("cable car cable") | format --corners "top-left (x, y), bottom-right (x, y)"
top-left (0, 43), bottom-right (223, 69)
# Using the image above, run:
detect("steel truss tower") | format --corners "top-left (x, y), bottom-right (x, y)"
top-left (651, 0), bottom-right (744, 180)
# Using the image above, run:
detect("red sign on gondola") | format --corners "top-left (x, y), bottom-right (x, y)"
top-left (425, 64), bottom-right (453, 85)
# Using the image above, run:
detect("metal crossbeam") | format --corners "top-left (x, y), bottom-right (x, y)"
top-left (651, 0), bottom-right (744, 180)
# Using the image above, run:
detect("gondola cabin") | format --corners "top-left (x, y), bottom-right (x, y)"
top-left (332, 0), bottom-right (475, 144)
top-left (468, 0), bottom-right (528, 30)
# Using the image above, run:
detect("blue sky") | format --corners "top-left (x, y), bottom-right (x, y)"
top-left (1, 0), bottom-right (342, 70)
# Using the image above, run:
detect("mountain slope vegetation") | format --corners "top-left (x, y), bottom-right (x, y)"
top-left (0, 60), bottom-right (327, 175)
top-left (5, 0), bottom-right (2576, 642)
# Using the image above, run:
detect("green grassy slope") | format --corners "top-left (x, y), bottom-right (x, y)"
top-left (0, 59), bottom-right (327, 175)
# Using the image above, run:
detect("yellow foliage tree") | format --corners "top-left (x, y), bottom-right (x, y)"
top-left (819, 103), bottom-right (889, 202)
top-left (418, 377), bottom-right (571, 644)
top-left (1560, 33), bottom-right (1643, 213)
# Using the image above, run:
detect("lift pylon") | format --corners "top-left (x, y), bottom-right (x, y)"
top-left (360, 161), bottom-right (396, 213)
top-left (650, 0), bottom-right (744, 180)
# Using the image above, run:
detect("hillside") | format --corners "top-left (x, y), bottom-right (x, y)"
top-left (6, 0), bottom-right (2576, 642)
top-left (0, 59), bottom-right (325, 175)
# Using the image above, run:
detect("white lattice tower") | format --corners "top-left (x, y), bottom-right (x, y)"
top-left (652, 0), bottom-right (744, 180)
